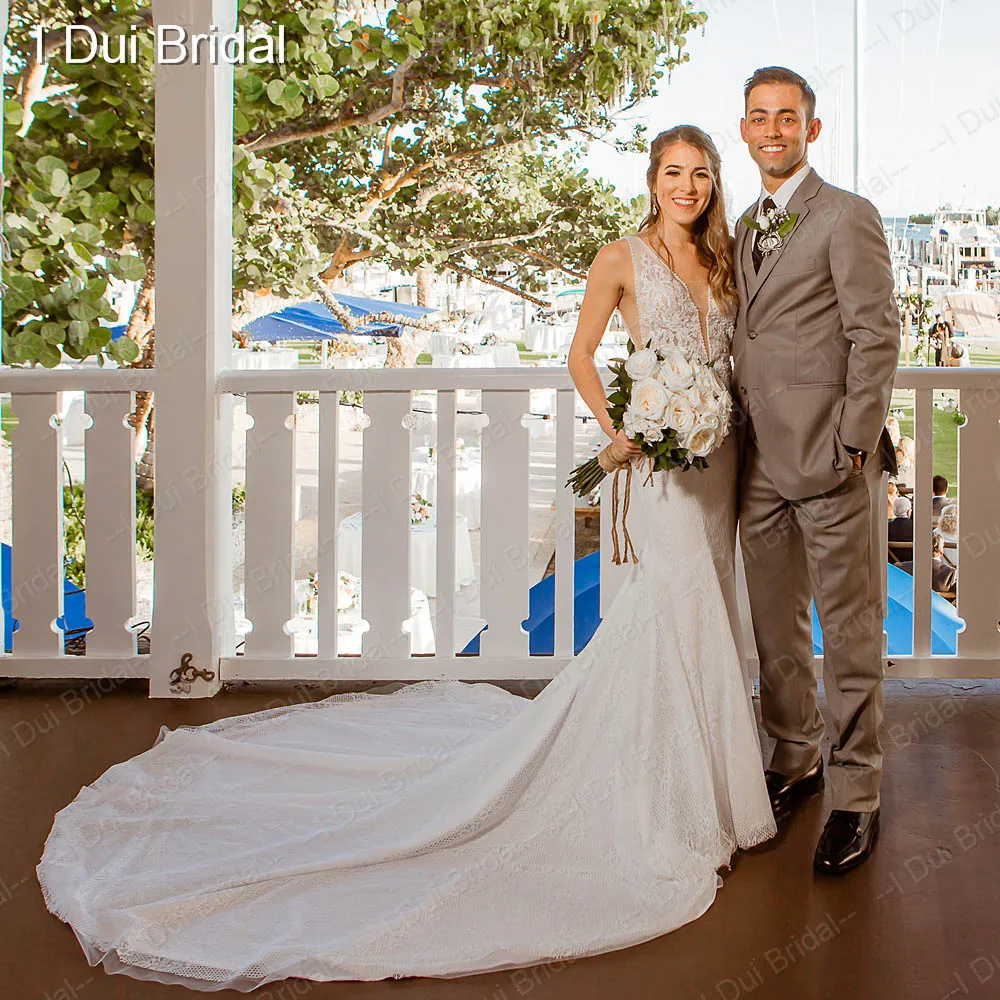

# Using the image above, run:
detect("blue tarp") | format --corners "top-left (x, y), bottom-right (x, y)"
top-left (2, 543), bottom-right (93, 652)
top-left (245, 295), bottom-right (436, 342)
top-left (462, 555), bottom-right (963, 658)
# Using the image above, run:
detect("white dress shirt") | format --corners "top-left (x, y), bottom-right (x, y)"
top-left (755, 161), bottom-right (813, 219)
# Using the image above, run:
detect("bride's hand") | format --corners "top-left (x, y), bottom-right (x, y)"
top-left (609, 429), bottom-right (643, 461)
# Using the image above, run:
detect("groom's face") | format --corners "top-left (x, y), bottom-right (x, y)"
top-left (741, 82), bottom-right (821, 180)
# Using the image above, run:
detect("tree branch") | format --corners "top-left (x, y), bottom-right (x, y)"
top-left (445, 262), bottom-right (549, 307)
top-left (241, 55), bottom-right (416, 152)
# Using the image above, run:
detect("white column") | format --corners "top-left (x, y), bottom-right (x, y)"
top-left (853, 0), bottom-right (865, 193)
top-left (149, 0), bottom-right (236, 697)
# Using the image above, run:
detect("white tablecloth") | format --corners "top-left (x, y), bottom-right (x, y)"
top-left (412, 459), bottom-right (482, 530)
top-left (523, 323), bottom-right (574, 354)
top-left (440, 352), bottom-right (494, 368)
top-left (429, 332), bottom-right (460, 359)
top-left (336, 512), bottom-right (475, 597)
top-left (481, 342), bottom-right (520, 367)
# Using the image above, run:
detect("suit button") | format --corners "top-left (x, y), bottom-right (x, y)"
top-left (748, 330), bottom-right (758, 340)
top-left (740, 386), bottom-right (747, 394)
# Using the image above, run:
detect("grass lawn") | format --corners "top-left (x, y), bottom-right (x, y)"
top-left (2, 397), bottom-right (15, 443)
top-left (892, 402), bottom-right (961, 495)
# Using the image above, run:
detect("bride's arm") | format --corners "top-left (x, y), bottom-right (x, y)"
top-left (567, 243), bottom-right (642, 459)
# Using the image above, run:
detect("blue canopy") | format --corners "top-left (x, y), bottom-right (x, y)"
top-left (244, 295), bottom-right (436, 342)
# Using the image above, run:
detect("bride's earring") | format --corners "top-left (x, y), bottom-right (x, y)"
top-left (652, 198), bottom-right (660, 217)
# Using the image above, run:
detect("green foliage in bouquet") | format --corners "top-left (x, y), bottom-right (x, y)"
top-left (566, 339), bottom-right (709, 498)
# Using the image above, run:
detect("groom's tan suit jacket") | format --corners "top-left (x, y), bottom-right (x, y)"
top-left (731, 169), bottom-right (900, 500)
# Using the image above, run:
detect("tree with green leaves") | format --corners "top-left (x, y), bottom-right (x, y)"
top-left (3, 0), bottom-right (706, 475)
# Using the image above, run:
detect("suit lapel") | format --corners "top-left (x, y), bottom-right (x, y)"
top-left (745, 169), bottom-right (824, 309)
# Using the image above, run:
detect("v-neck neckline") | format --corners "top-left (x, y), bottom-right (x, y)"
top-left (633, 234), bottom-right (714, 359)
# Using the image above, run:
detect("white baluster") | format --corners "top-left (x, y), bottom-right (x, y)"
top-left (317, 391), bottom-right (340, 658)
top-left (911, 388), bottom-right (934, 657)
top-left (434, 389), bottom-right (456, 656)
top-left (361, 391), bottom-right (411, 658)
top-left (10, 393), bottom-right (64, 655)
top-left (83, 392), bottom-right (137, 656)
top-left (244, 393), bottom-right (295, 657)
top-left (479, 389), bottom-right (530, 657)
top-left (956, 387), bottom-right (1000, 661)
top-left (554, 389), bottom-right (576, 656)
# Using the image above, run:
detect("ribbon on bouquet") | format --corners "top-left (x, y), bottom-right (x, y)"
top-left (597, 443), bottom-right (639, 565)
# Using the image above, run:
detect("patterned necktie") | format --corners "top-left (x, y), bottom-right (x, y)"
top-left (752, 196), bottom-right (778, 273)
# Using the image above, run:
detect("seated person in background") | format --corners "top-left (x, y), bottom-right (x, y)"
top-left (898, 530), bottom-right (956, 595)
top-left (887, 478), bottom-right (899, 519)
top-left (932, 475), bottom-right (950, 517)
top-left (888, 496), bottom-right (914, 542)
top-left (938, 503), bottom-right (959, 569)
top-left (895, 436), bottom-right (916, 489)
top-left (885, 415), bottom-right (901, 448)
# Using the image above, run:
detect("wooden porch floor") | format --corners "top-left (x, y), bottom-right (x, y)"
top-left (3, 676), bottom-right (999, 1000)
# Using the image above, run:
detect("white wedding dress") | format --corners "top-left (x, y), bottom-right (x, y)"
top-left (36, 233), bottom-right (777, 992)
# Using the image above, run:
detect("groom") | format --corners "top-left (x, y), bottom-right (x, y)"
top-left (731, 67), bottom-right (900, 874)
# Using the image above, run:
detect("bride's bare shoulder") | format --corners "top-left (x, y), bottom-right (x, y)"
top-left (589, 237), bottom-right (634, 283)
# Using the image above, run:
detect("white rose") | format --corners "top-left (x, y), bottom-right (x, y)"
top-left (625, 347), bottom-right (658, 380)
top-left (658, 351), bottom-right (695, 391)
top-left (629, 377), bottom-right (669, 423)
top-left (683, 423), bottom-right (719, 458)
top-left (665, 393), bottom-right (697, 434)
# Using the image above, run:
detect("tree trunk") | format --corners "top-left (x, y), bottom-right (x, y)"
top-left (416, 265), bottom-right (432, 307)
top-left (125, 261), bottom-right (157, 494)
top-left (384, 331), bottom-right (420, 367)
top-left (136, 406), bottom-right (155, 495)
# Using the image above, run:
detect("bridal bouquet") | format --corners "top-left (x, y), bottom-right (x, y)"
top-left (566, 340), bottom-right (733, 563)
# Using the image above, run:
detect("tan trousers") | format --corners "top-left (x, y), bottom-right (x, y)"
top-left (739, 431), bottom-right (885, 812)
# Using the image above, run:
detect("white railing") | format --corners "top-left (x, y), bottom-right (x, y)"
top-left (218, 366), bottom-right (606, 682)
top-left (2, 365), bottom-right (999, 688)
top-left (0, 369), bottom-right (153, 679)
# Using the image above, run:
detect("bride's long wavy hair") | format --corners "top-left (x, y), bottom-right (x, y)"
top-left (637, 125), bottom-right (739, 318)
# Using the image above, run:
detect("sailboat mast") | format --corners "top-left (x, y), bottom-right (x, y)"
top-left (853, 0), bottom-right (865, 194)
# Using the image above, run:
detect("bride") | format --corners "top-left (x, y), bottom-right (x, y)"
top-left (36, 125), bottom-right (776, 992)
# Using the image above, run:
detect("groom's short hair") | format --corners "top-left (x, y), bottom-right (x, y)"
top-left (744, 67), bottom-right (817, 121)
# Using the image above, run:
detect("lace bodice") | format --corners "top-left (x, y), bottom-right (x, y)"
top-left (621, 234), bottom-right (734, 384)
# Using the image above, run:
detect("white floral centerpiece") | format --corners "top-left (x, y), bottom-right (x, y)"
top-left (410, 492), bottom-right (433, 525)
top-left (337, 571), bottom-right (360, 611)
top-left (566, 339), bottom-right (733, 563)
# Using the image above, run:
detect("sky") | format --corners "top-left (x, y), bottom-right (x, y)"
top-left (577, 0), bottom-right (1000, 220)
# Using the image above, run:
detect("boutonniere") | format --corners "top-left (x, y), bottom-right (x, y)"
top-left (741, 206), bottom-right (799, 256)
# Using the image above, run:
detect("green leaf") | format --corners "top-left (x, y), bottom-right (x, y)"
top-left (266, 79), bottom-right (286, 104)
top-left (40, 322), bottom-right (64, 345)
top-left (21, 248), bottom-right (45, 271)
top-left (86, 111), bottom-right (119, 138)
top-left (115, 254), bottom-right (147, 282)
top-left (108, 336), bottom-right (139, 364)
top-left (49, 168), bottom-right (70, 197)
top-left (67, 320), bottom-right (89, 345)
top-left (39, 343), bottom-right (63, 368)
top-left (71, 168), bottom-right (102, 190)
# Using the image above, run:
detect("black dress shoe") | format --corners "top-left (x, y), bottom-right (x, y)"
top-left (764, 755), bottom-right (824, 818)
top-left (814, 808), bottom-right (880, 875)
